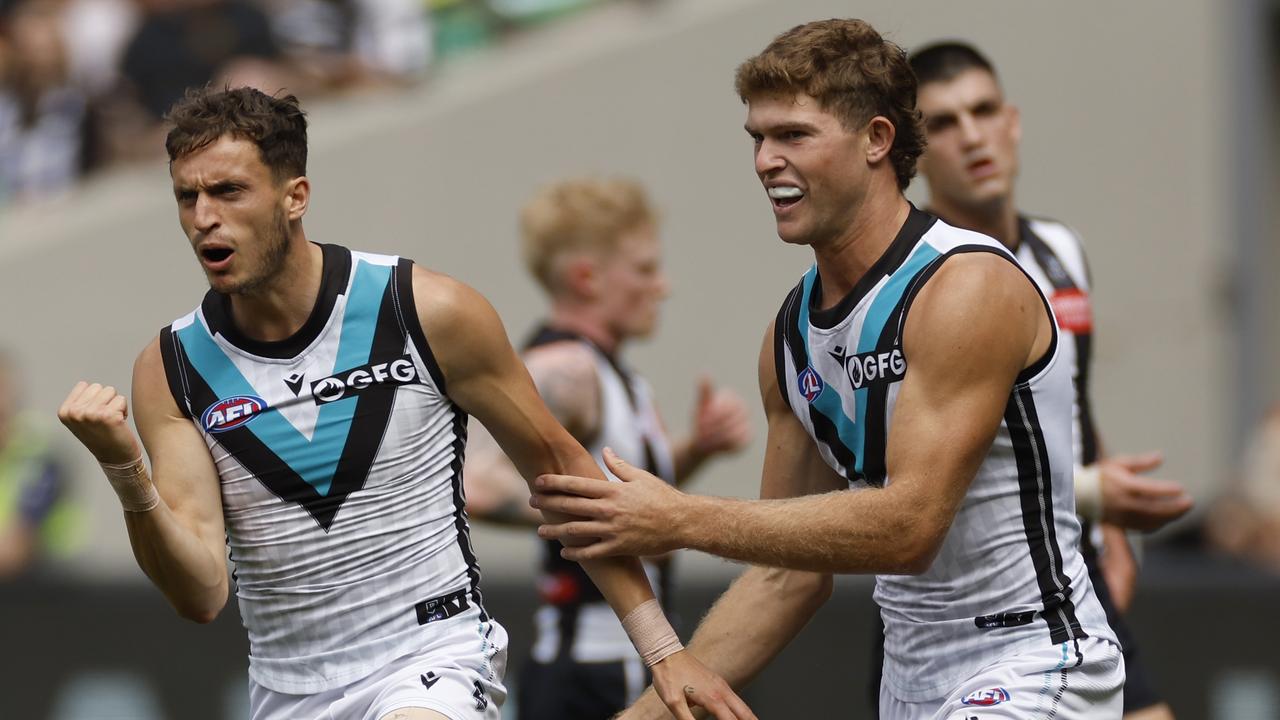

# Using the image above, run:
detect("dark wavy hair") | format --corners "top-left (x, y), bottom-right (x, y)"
top-left (735, 19), bottom-right (926, 190)
top-left (164, 86), bottom-right (308, 181)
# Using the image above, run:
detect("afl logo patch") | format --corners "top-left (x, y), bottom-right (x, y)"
top-left (961, 687), bottom-right (1010, 707)
top-left (797, 366), bottom-right (824, 403)
top-left (201, 395), bottom-right (266, 434)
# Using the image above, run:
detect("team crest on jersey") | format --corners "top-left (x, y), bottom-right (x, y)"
top-left (961, 687), bottom-right (1011, 706)
top-left (797, 366), bottom-right (824, 403)
top-left (829, 345), bottom-right (906, 390)
top-left (201, 395), bottom-right (267, 434)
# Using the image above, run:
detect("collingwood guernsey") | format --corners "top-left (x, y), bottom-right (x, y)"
top-left (774, 207), bottom-right (1113, 702)
top-left (158, 243), bottom-right (502, 694)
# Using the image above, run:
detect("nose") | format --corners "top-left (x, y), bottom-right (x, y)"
top-left (958, 113), bottom-right (984, 149)
top-left (754, 138), bottom-right (785, 178)
top-left (192, 193), bottom-right (219, 235)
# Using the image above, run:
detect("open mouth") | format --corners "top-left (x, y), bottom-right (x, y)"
top-left (201, 247), bottom-right (233, 263)
top-left (967, 159), bottom-right (997, 178)
top-left (199, 246), bottom-right (235, 268)
top-left (768, 186), bottom-right (805, 209)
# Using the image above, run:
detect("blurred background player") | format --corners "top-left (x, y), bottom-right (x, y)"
top-left (0, 350), bottom-right (81, 580)
top-left (908, 40), bottom-right (1193, 720)
top-left (464, 177), bottom-right (752, 720)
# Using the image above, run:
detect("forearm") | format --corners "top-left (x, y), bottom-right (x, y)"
top-left (675, 488), bottom-right (936, 574)
top-left (121, 492), bottom-right (227, 623)
top-left (672, 437), bottom-right (710, 486)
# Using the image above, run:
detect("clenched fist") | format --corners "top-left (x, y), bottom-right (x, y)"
top-left (58, 381), bottom-right (141, 465)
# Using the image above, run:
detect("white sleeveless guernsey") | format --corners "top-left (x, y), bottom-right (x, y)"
top-left (773, 208), bottom-right (1114, 702)
top-left (159, 244), bottom-right (501, 694)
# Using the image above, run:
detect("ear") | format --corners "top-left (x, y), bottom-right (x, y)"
top-left (284, 176), bottom-right (310, 221)
top-left (1007, 103), bottom-right (1022, 146)
top-left (865, 116), bottom-right (897, 165)
top-left (560, 254), bottom-right (600, 300)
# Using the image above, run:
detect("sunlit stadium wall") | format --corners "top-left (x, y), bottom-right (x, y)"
top-left (0, 0), bottom-right (1233, 583)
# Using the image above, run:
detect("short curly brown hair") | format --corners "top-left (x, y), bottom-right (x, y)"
top-left (164, 86), bottom-right (308, 181)
top-left (735, 19), bottom-right (926, 190)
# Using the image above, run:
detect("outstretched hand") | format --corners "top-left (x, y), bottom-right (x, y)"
top-left (1098, 452), bottom-right (1193, 531)
top-left (690, 376), bottom-right (752, 458)
top-left (534, 447), bottom-right (690, 560)
top-left (647, 650), bottom-right (757, 720)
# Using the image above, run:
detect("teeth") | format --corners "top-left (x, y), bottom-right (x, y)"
top-left (767, 187), bottom-right (803, 199)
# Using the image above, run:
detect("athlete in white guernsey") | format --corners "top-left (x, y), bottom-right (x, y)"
top-left (909, 41), bottom-right (1193, 720)
top-left (463, 178), bottom-right (751, 720)
top-left (56, 88), bottom-right (754, 720)
top-left (532, 20), bottom-right (1124, 718)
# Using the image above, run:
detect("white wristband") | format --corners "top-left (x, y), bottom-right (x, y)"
top-left (101, 456), bottom-right (160, 513)
top-left (1074, 463), bottom-right (1103, 522)
top-left (621, 599), bottom-right (684, 667)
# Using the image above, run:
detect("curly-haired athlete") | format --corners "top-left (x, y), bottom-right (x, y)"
top-left (533, 19), bottom-right (1125, 718)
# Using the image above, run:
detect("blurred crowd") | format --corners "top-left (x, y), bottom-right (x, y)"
top-left (0, 0), bottom-right (605, 206)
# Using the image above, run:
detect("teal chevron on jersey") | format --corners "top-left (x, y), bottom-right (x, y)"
top-left (850, 242), bottom-right (940, 472)
top-left (175, 259), bottom-right (393, 497)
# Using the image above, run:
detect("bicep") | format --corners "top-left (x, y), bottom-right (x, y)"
top-left (132, 341), bottom-right (226, 543)
top-left (415, 270), bottom-right (590, 481)
top-left (884, 255), bottom-right (1042, 518)
top-left (524, 346), bottom-right (601, 446)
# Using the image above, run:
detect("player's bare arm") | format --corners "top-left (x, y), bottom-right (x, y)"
top-left (621, 322), bottom-right (840, 720)
top-left (463, 343), bottom-right (601, 527)
top-left (410, 266), bottom-right (756, 720)
top-left (536, 253), bottom-right (1050, 573)
top-left (58, 340), bottom-right (229, 622)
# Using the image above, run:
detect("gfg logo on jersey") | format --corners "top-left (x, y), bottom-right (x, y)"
top-left (201, 395), bottom-right (267, 434)
top-left (797, 366), bottom-right (824, 403)
top-left (311, 355), bottom-right (420, 405)
top-left (961, 687), bottom-right (1010, 707)
top-left (830, 346), bottom-right (906, 390)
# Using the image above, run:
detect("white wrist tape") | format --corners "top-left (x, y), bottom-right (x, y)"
top-left (1074, 463), bottom-right (1103, 522)
top-left (621, 599), bottom-right (684, 667)
top-left (101, 456), bottom-right (160, 513)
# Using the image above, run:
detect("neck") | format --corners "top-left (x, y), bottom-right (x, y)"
top-left (546, 304), bottom-right (623, 355)
top-left (928, 193), bottom-right (1020, 250)
top-left (811, 192), bottom-right (912, 309)
top-left (228, 235), bottom-right (323, 342)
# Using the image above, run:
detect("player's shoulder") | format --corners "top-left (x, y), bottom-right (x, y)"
top-left (925, 216), bottom-right (1012, 257)
top-left (524, 339), bottom-right (598, 381)
top-left (1023, 214), bottom-right (1088, 259)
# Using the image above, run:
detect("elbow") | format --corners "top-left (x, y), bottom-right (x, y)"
top-left (172, 586), bottom-right (228, 625)
top-left (892, 526), bottom-right (947, 576)
top-left (761, 566), bottom-right (833, 612)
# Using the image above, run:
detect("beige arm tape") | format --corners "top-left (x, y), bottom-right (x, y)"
top-left (101, 456), bottom-right (160, 513)
top-left (1074, 463), bottom-right (1103, 522)
top-left (621, 598), bottom-right (684, 667)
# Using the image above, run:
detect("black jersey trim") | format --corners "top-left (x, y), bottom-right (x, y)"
top-left (159, 325), bottom-right (195, 420)
top-left (1005, 384), bottom-right (1085, 644)
top-left (1020, 222), bottom-right (1100, 465)
top-left (778, 278), bottom-right (861, 480)
top-left (395, 258), bottom-right (449, 395)
top-left (808, 205), bottom-right (937, 330)
top-left (200, 243), bottom-right (350, 360)
top-left (772, 284), bottom-right (803, 413)
top-left (447, 407), bottom-right (489, 621)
